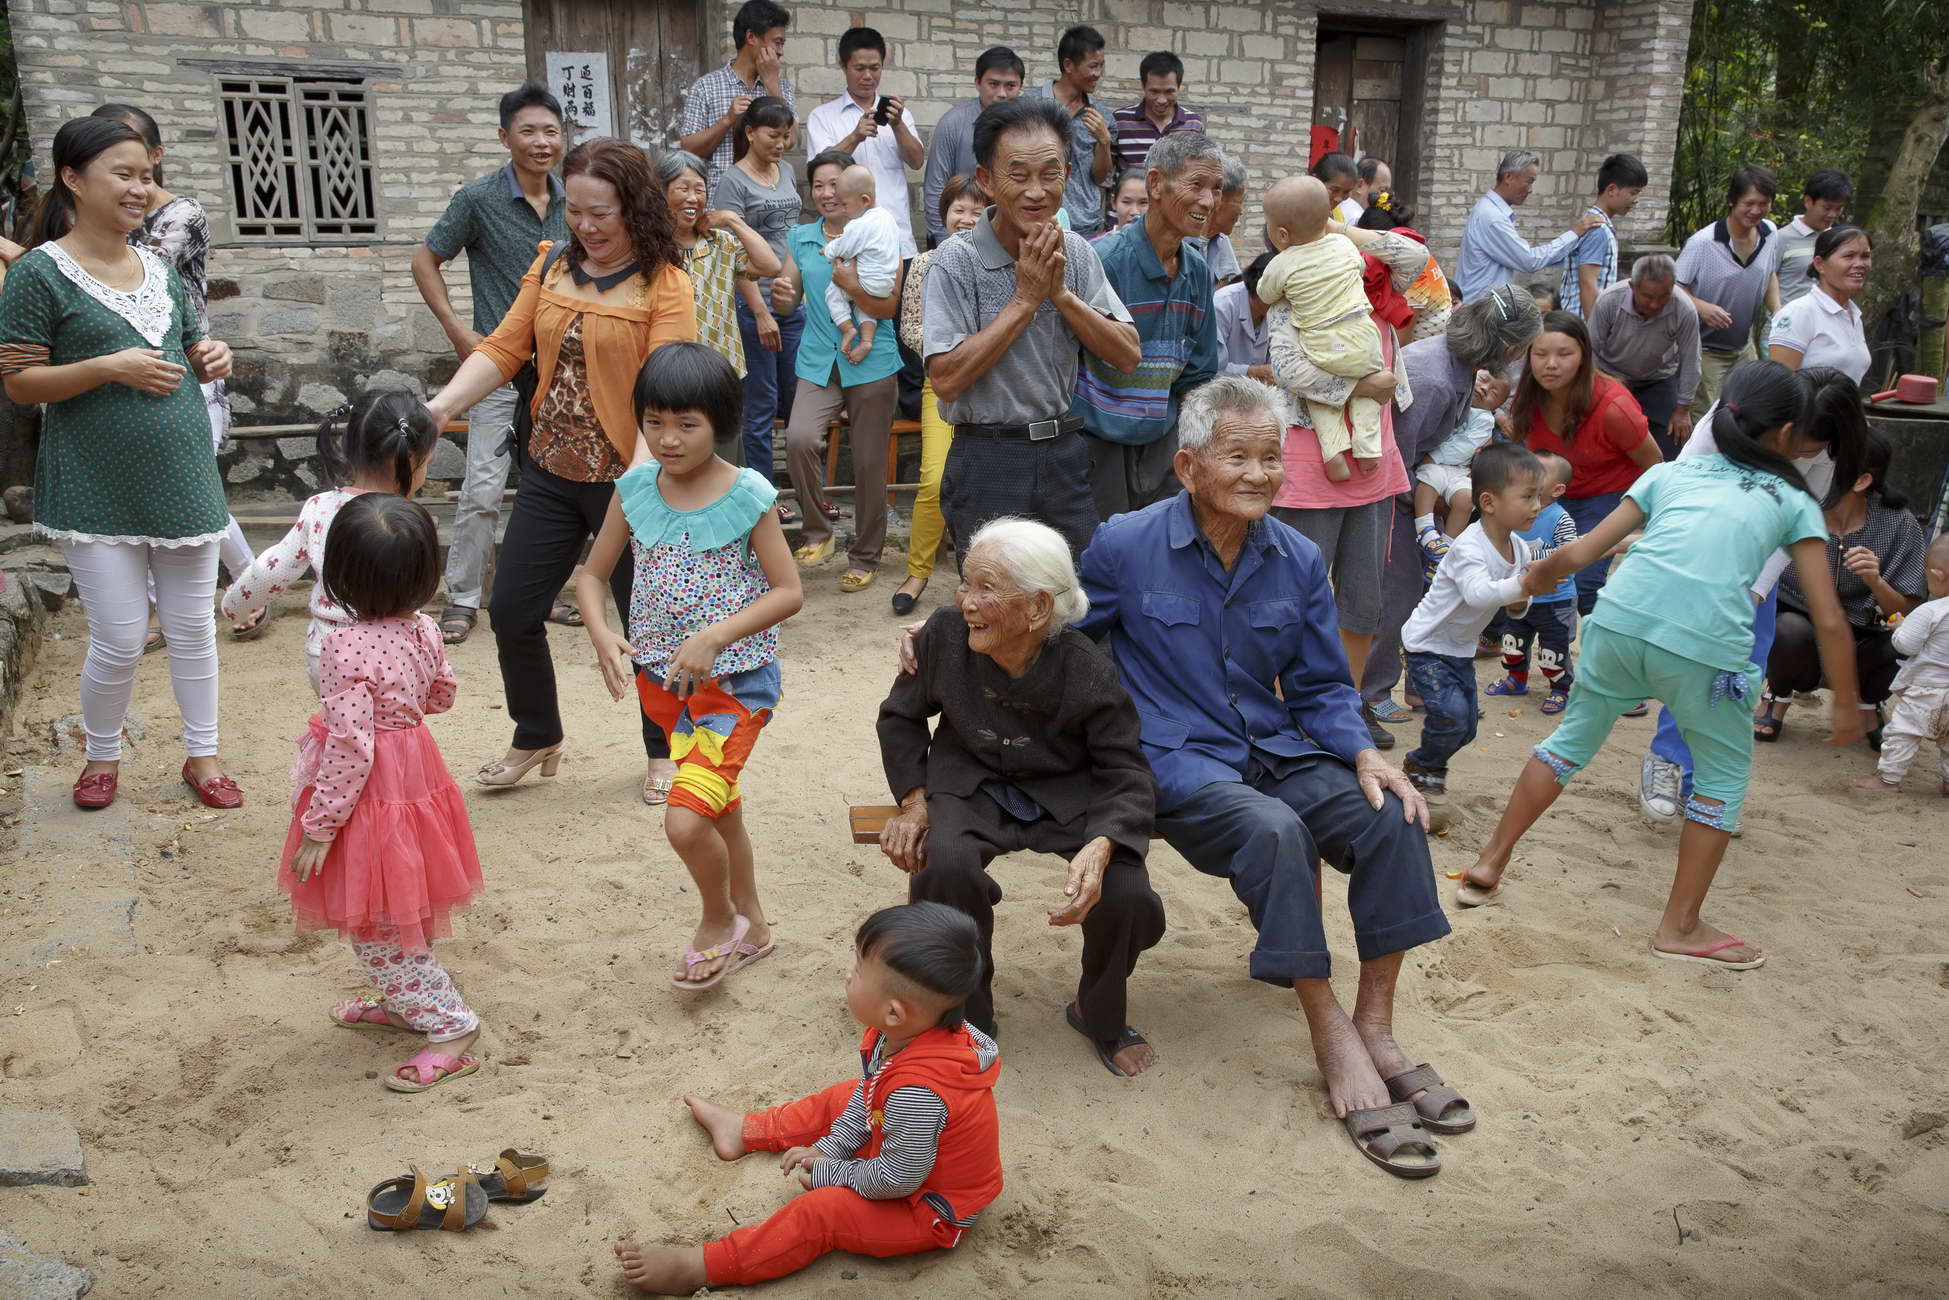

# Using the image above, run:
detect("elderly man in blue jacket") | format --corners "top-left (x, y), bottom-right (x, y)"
top-left (1074, 375), bottom-right (1466, 1179)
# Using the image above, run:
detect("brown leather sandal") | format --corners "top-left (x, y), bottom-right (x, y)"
top-left (1344, 1102), bottom-right (1440, 1179)
top-left (471, 1149), bottom-right (550, 1204)
top-left (1383, 1063), bottom-right (1477, 1134)
top-left (366, 1166), bottom-right (487, 1231)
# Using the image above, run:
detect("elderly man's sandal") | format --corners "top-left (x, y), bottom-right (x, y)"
top-left (1064, 1002), bottom-right (1151, 1078)
top-left (1344, 1102), bottom-right (1440, 1178)
top-left (367, 1166), bottom-right (487, 1231)
top-left (472, 1149), bottom-right (551, 1203)
top-left (1383, 1063), bottom-right (1476, 1134)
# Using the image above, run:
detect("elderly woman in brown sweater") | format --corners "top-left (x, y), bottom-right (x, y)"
top-left (876, 517), bottom-right (1165, 1079)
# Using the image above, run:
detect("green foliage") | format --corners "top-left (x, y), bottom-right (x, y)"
top-left (1669, 0), bottom-right (1949, 241)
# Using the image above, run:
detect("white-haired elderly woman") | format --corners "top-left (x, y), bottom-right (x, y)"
top-left (655, 148), bottom-right (781, 461)
top-left (877, 516), bottom-right (1166, 1079)
top-left (1075, 375), bottom-right (1466, 1178)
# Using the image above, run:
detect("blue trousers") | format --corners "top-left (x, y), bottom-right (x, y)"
top-left (1404, 651), bottom-right (1478, 772)
top-left (1650, 585), bottom-right (1777, 795)
top-left (736, 301), bottom-right (804, 482)
top-left (1563, 490), bottom-right (1627, 616)
top-left (1155, 754), bottom-right (1450, 982)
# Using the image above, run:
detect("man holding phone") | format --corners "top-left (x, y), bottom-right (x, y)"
top-left (805, 26), bottom-right (924, 260)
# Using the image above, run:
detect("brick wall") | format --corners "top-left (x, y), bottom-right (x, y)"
top-left (10, 0), bottom-right (1690, 438)
top-left (9, 0), bottom-right (527, 427)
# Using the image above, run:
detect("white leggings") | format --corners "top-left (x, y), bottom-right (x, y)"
top-left (60, 538), bottom-right (221, 761)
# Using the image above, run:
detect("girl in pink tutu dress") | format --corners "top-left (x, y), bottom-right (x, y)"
top-left (278, 492), bottom-right (486, 1094)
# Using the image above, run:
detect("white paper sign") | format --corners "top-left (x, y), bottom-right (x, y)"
top-left (546, 51), bottom-right (614, 141)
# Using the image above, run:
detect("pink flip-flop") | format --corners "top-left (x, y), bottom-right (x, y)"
top-left (731, 927), bottom-right (776, 975)
top-left (384, 1049), bottom-right (481, 1093)
top-left (331, 995), bottom-right (412, 1033)
top-left (672, 915), bottom-right (752, 992)
top-left (1650, 936), bottom-right (1765, 971)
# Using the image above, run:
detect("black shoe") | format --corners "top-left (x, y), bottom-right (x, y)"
top-left (890, 590), bottom-right (917, 615)
top-left (1362, 702), bottom-right (1396, 750)
top-left (1403, 756), bottom-right (1446, 796)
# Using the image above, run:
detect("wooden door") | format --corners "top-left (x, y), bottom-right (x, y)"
top-left (1313, 25), bottom-right (1423, 206)
top-left (524, 0), bottom-right (704, 152)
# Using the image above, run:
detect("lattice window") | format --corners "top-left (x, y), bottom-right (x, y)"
top-left (220, 76), bottom-right (378, 242)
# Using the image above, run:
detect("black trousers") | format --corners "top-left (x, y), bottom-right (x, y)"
top-left (1768, 605), bottom-right (1903, 707)
top-left (488, 459), bottom-right (668, 757)
top-left (940, 428), bottom-right (1100, 563)
top-left (908, 790), bottom-right (1165, 1041)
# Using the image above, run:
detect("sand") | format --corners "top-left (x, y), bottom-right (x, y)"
top-left (1, 575), bottom-right (1946, 1299)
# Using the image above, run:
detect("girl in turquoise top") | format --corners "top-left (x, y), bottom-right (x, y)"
top-left (575, 343), bottom-right (804, 992)
top-left (1460, 361), bottom-right (1862, 971)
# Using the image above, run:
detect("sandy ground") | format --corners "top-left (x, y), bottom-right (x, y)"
top-left (1, 571), bottom-right (1947, 1299)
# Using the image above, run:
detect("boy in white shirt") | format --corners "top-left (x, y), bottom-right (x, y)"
top-left (1401, 442), bottom-right (1543, 814)
top-left (822, 164), bottom-right (901, 364)
top-left (1859, 533), bottom-right (1949, 796)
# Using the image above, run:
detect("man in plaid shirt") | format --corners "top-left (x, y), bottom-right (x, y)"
top-left (1559, 153), bottom-right (1646, 318)
top-left (680, 0), bottom-right (797, 193)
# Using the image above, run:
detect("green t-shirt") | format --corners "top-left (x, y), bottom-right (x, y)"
top-left (1589, 454), bottom-right (1826, 672)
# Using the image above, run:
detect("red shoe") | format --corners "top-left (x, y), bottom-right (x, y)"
top-left (72, 769), bottom-right (118, 810)
top-left (182, 761), bottom-right (243, 809)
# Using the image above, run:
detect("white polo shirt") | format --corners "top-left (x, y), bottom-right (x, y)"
top-left (1767, 282), bottom-right (1870, 382)
top-left (804, 94), bottom-right (920, 258)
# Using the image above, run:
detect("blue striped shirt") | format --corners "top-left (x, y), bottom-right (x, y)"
top-left (1069, 213), bottom-right (1219, 447)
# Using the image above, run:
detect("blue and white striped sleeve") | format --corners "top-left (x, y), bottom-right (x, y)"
top-left (810, 1084), bottom-right (873, 1161)
top-left (809, 1085), bottom-right (948, 1200)
top-left (1553, 510), bottom-right (1579, 550)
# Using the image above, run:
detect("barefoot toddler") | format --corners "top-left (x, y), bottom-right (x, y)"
top-left (614, 902), bottom-right (1002, 1293)
top-left (1862, 532), bottom-right (1949, 795)
top-left (1257, 175), bottom-right (1391, 481)
top-left (821, 164), bottom-right (900, 365)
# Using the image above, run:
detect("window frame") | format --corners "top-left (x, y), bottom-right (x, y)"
top-left (216, 71), bottom-right (383, 246)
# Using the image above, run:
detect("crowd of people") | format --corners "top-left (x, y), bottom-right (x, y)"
top-left (2, 0), bottom-right (1945, 1290)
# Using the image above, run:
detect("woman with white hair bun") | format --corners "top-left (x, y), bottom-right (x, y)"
top-left (876, 517), bottom-right (1167, 1079)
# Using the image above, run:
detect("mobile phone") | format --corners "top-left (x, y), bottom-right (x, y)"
top-left (873, 95), bottom-right (891, 126)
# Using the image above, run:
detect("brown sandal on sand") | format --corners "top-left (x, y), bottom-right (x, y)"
top-left (1383, 1063), bottom-right (1476, 1134)
top-left (471, 1149), bottom-right (550, 1204)
top-left (1344, 1102), bottom-right (1441, 1179)
top-left (366, 1166), bottom-right (487, 1231)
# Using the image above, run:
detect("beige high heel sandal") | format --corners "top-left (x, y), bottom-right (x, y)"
top-left (475, 743), bottom-right (565, 788)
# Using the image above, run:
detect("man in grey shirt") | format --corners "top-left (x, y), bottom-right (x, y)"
top-left (1675, 165), bottom-right (1780, 408)
top-left (1588, 256), bottom-right (1701, 458)
top-left (923, 97), bottom-right (1139, 556)
top-left (922, 46), bottom-right (1023, 249)
top-left (1027, 25), bottom-right (1114, 234)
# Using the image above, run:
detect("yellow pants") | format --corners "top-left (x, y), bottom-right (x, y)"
top-left (905, 380), bottom-right (954, 582)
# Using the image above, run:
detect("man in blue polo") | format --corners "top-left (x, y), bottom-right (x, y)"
top-left (1072, 129), bottom-right (1221, 520)
top-left (1076, 375), bottom-right (1460, 1177)
top-left (414, 82), bottom-right (568, 646)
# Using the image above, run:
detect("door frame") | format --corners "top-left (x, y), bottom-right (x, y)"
top-left (1313, 15), bottom-right (1435, 212)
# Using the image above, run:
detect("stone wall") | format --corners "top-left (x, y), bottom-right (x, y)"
top-left (9, 0), bottom-right (1691, 455)
top-left (9, 0), bottom-right (528, 425)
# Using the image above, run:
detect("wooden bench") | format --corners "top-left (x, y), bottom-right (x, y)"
top-left (825, 417), bottom-right (925, 508)
top-left (849, 805), bottom-right (1325, 905)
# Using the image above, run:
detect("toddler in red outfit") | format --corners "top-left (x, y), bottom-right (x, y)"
top-left (615, 902), bottom-right (1003, 1292)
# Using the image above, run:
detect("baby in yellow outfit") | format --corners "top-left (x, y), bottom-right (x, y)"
top-left (1257, 176), bottom-right (1390, 480)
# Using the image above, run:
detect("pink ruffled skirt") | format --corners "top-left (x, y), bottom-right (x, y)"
top-left (279, 719), bottom-right (482, 953)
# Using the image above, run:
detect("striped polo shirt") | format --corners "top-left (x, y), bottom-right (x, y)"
top-left (1675, 216), bottom-right (1781, 352)
top-left (1069, 212), bottom-right (1220, 446)
top-left (1110, 102), bottom-right (1205, 173)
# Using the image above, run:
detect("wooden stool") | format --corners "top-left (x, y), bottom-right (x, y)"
top-left (848, 805), bottom-right (1326, 907)
top-left (825, 417), bottom-right (924, 508)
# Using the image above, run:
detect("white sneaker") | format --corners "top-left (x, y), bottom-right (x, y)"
top-left (1639, 752), bottom-right (1682, 824)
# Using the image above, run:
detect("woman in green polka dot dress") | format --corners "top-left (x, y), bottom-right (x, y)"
top-left (0, 117), bottom-right (242, 812)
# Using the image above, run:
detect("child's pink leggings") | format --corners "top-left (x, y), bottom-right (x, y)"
top-left (350, 931), bottom-right (477, 1042)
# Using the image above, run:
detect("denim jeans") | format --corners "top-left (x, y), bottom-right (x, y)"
top-left (1405, 650), bottom-right (1478, 772)
top-left (1623, 372), bottom-right (1680, 461)
top-left (1563, 490), bottom-right (1627, 615)
top-left (442, 382), bottom-right (519, 610)
top-left (737, 301), bottom-right (805, 482)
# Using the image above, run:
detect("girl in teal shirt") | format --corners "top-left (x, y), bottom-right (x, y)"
top-left (1459, 361), bottom-right (1863, 971)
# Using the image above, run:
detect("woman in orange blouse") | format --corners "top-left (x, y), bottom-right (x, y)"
top-left (428, 138), bottom-right (696, 801)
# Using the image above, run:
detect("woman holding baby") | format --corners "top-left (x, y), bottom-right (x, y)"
top-left (775, 149), bottom-right (902, 593)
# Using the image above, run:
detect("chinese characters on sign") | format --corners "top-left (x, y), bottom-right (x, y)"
top-left (544, 51), bottom-right (614, 141)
